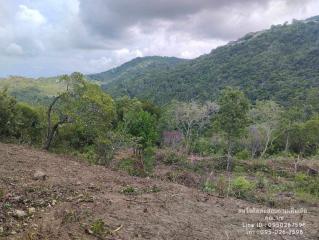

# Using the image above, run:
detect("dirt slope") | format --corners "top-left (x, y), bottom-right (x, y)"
top-left (0, 143), bottom-right (318, 240)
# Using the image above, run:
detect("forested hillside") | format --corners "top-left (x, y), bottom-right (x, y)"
top-left (102, 17), bottom-right (319, 106)
top-left (87, 56), bottom-right (187, 85)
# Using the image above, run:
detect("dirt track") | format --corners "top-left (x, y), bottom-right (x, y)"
top-left (0, 143), bottom-right (318, 240)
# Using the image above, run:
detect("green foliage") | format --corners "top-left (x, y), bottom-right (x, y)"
top-left (90, 219), bottom-right (106, 236)
top-left (255, 172), bottom-right (267, 189)
top-left (203, 180), bottom-right (214, 193)
top-left (0, 90), bottom-right (43, 143)
top-left (192, 138), bottom-right (213, 156)
top-left (122, 110), bottom-right (158, 149)
top-left (120, 186), bottom-right (138, 195)
top-left (0, 90), bottom-right (18, 137)
top-left (215, 87), bottom-right (250, 140)
top-left (143, 146), bottom-right (156, 174)
top-left (161, 150), bottom-right (187, 165)
top-left (294, 173), bottom-right (319, 198)
top-left (0, 76), bottom-right (64, 105)
top-left (89, 56), bottom-right (186, 85)
top-left (235, 149), bottom-right (250, 160)
top-left (289, 118), bottom-right (319, 156)
top-left (15, 103), bottom-right (43, 144)
top-left (117, 158), bottom-right (136, 175)
top-left (231, 176), bottom-right (255, 198)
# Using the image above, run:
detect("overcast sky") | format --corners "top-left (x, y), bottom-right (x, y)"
top-left (0, 0), bottom-right (318, 77)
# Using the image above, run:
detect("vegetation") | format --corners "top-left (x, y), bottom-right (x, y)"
top-left (1, 16), bottom-right (319, 208)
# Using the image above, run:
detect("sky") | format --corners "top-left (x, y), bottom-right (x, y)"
top-left (0, 0), bottom-right (319, 77)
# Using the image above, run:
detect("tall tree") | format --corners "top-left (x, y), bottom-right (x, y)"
top-left (215, 87), bottom-right (250, 171)
top-left (164, 100), bottom-right (219, 152)
top-left (44, 72), bottom-right (115, 150)
top-left (249, 100), bottom-right (282, 158)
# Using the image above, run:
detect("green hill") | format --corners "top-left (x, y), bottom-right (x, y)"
top-left (0, 76), bottom-right (64, 105)
top-left (102, 16), bottom-right (319, 106)
top-left (87, 56), bottom-right (188, 85)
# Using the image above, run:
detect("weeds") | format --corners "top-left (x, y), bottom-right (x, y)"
top-left (231, 176), bottom-right (255, 199)
top-left (120, 186), bottom-right (138, 195)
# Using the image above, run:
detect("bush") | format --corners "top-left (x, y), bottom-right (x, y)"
top-left (120, 186), bottom-right (138, 195)
top-left (231, 176), bottom-right (255, 198)
top-left (255, 172), bottom-right (267, 189)
top-left (192, 138), bottom-right (213, 156)
top-left (143, 147), bottom-right (156, 174)
top-left (215, 175), bottom-right (227, 196)
top-left (294, 173), bottom-right (319, 198)
top-left (90, 219), bottom-right (106, 236)
top-left (235, 149), bottom-right (250, 160)
top-left (203, 180), bottom-right (214, 193)
top-left (160, 149), bottom-right (187, 165)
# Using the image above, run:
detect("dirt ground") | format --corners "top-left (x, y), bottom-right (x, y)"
top-left (0, 143), bottom-right (318, 240)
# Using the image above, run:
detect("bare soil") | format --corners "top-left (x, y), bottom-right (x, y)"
top-left (0, 143), bottom-right (318, 240)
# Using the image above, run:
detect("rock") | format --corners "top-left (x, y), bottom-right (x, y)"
top-left (33, 170), bottom-right (47, 180)
top-left (13, 209), bottom-right (27, 218)
top-left (52, 200), bottom-right (57, 206)
top-left (28, 207), bottom-right (36, 214)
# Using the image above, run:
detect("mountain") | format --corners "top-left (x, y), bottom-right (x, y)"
top-left (0, 76), bottom-right (63, 105)
top-left (101, 16), bottom-right (319, 106)
top-left (87, 56), bottom-right (188, 85)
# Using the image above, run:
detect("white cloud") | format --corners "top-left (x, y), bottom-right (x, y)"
top-left (0, 0), bottom-right (319, 77)
top-left (5, 43), bottom-right (24, 56)
top-left (17, 5), bottom-right (46, 25)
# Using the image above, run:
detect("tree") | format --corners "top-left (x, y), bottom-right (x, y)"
top-left (278, 106), bottom-right (305, 153)
top-left (215, 87), bottom-right (250, 171)
top-left (43, 72), bottom-right (115, 150)
top-left (289, 118), bottom-right (319, 157)
top-left (0, 89), bottom-right (17, 137)
top-left (15, 103), bottom-right (42, 144)
top-left (163, 100), bottom-right (219, 152)
top-left (122, 110), bottom-right (158, 151)
top-left (249, 100), bottom-right (282, 158)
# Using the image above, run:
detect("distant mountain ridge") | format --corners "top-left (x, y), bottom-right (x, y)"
top-left (95, 15), bottom-right (319, 106)
top-left (87, 56), bottom-right (188, 84)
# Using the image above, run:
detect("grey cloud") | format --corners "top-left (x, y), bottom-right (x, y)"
top-left (0, 0), bottom-right (318, 77)
top-left (78, 0), bottom-right (314, 41)
top-left (78, 0), bottom-right (268, 40)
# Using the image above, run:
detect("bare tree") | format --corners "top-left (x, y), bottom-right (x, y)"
top-left (168, 100), bottom-right (219, 152)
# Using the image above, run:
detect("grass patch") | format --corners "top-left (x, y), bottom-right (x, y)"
top-left (120, 186), bottom-right (138, 195)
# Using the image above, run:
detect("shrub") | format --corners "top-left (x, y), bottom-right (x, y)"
top-left (294, 173), bottom-right (319, 198)
top-left (231, 176), bottom-right (255, 198)
top-left (215, 176), bottom-right (228, 196)
top-left (117, 158), bottom-right (135, 175)
top-left (161, 150), bottom-right (186, 165)
top-left (143, 147), bottom-right (156, 174)
top-left (256, 172), bottom-right (267, 189)
top-left (235, 149), bottom-right (250, 160)
top-left (203, 180), bottom-right (214, 193)
top-left (120, 186), bottom-right (138, 195)
top-left (203, 176), bottom-right (228, 196)
top-left (192, 138), bottom-right (213, 156)
top-left (90, 219), bottom-right (106, 236)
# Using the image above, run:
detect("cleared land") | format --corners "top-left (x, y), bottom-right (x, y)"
top-left (0, 143), bottom-right (318, 240)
